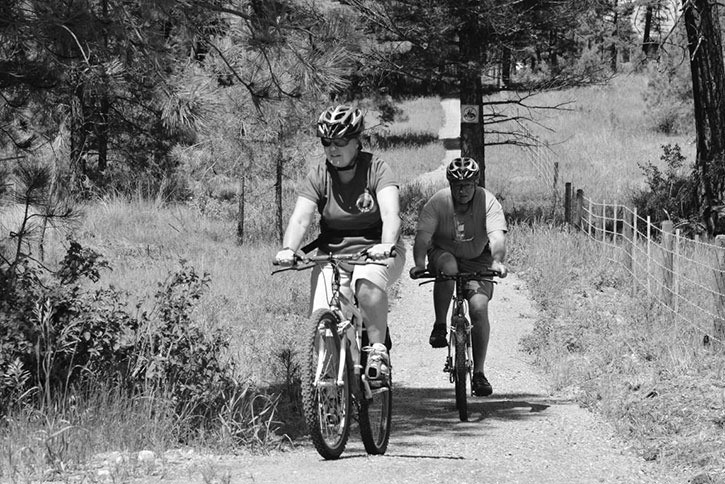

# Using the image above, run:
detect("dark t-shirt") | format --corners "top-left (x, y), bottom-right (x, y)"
top-left (299, 151), bottom-right (398, 253)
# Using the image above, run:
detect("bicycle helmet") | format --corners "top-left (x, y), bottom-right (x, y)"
top-left (317, 105), bottom-right (365, 139)
top-left (446, 157), bottom-right (480, 181)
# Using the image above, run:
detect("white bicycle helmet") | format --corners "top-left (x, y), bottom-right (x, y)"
top-left (317, 105), bottom-right (365, 138)
top-left (446, 157), bottom-right (480, 181)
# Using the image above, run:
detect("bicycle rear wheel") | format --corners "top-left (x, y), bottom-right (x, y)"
top-left (301, 309), bottom-right (351, 459)
top-left (454, 331), bottom-right (468, 421)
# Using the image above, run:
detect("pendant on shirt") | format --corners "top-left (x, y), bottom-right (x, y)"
top-left (355, 189), bottom-right (375, 213)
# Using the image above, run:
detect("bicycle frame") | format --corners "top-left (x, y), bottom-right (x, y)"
top-left (413, 268), bottom-right (499, 420)
top-left (273, 247), bottom-right (394, 458)
top-left (273, 251), bottom-right (386, 399)
top-left (446, 277), bottom-right (473, 383)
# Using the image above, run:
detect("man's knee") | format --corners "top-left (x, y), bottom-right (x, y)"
top-left (469, 297), bottom-right (490, 322)
top-left (435, 252), bottom-right (458, 274)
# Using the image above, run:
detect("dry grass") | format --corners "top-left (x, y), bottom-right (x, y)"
top-left (485, 74), bottom-right (695, 211)
top-left (510, 223), bottom-right (725, 482)
top-left (2, 72), bottom-right (718, 482)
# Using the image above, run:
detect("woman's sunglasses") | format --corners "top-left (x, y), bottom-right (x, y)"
top-left (321, 137), bottom-right (352, 148)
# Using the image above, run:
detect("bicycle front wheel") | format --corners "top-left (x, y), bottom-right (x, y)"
top-left (359, 374), bottom-right (393, 454)
top-left (301, 309), bottom-right (351, 459)
top-left (454, 332), bottom-right (468, 421)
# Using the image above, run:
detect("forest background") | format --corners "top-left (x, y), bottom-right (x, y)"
top-left (2, 1), bottom-right (724, 483)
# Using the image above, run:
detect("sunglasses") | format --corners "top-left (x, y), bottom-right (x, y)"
top-left (321, 137), bottom-right (352, 148)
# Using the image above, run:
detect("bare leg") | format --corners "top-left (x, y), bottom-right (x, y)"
top-left (356, 279), bottom-right (388, 345)
top-left (468, 293), bottom-right (490, 374)
top-left (432, 253), bottom-right (458, 325)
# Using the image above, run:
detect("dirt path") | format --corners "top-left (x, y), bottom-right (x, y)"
top-left (126, 239), bottom-right (684, 484)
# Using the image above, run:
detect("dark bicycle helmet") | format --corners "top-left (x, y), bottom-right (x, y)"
top-left (317, 105), bottom-right (365, 138)
top-left (446, 157), bottom-right (480, 181)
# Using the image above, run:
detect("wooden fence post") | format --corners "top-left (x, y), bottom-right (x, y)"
top-left (714, 236), bottom-right (725, 342)
top-left (575, 189), bottom-right (584, 230)
top-left (646, 215), bottom-right (652, 295)
top-left (564, 182), bottom-right (572, 225)
top-left (613, 203), bottom-right (618, 243)
top-left (552, 162), bottom-right (559, 218)
top-left (601, 201), bottom-right (607, 242)
top-left (662, 220), bottom-right (674, 308)
top-left (674, 228), bottom-right (681, 313)
top-left (623, 209), bottom-right (633, 273)
top-left (588, 199), bottom-right (593, 237)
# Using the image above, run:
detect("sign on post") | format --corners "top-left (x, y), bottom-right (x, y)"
top-left (460, 105), bottom-right (479, 123)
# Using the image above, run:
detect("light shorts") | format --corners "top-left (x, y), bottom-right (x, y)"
top-left (427, 246), bottom-right (495, 300)
top-left (310, 239), bottom-right (406, 315)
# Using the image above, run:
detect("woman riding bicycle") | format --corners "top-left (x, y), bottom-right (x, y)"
top-left (274, 105), bottom-right (406, 387)
top-left (409, 157), bottom-right (507, 397)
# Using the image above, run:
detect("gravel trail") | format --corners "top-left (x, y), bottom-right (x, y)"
top-left (126, 240), bottom-right (684, 484)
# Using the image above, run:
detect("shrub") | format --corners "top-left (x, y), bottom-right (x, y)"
top-left (630, 144), bottom-right (700, 235)
top-left (399, 181), bottom-right (439, 235)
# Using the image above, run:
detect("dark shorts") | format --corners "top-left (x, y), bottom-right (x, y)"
top-left (427, 246), bottom-right (495, 300)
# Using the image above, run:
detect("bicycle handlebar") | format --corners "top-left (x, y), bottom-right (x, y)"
top-left (410, 269), bottom-right (500, 282)
top-left (271, 246), bottom-right (396, 274)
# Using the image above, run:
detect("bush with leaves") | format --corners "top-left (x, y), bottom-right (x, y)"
top-left (630, 144), bottom-right (700, 235)
top-left (0, 241), bottom-right (273, 443)
top-left (0, 242), bottom-right (138, 412)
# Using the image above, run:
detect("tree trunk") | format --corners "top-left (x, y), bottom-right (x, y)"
top-left (70, 82), bottom-right (87, 185)
top-left (501, 45), bottom-right (511, 88)
top-left (237, 175), bottom-right (245, 245)
top-left (610, 0), bottom-right (618, 73)
top-left (98, 90), bottom-right (109, 172)
top-left (683, 0), bottom-right (725, 235)
top-left (98, 0), bottom-right (109, 172)
top-left (458, 4), bottom-right (486, 187)
top-left (275, 143), bottom-right (284, 244)
top-left (642, 5), bottom-right (654, 57)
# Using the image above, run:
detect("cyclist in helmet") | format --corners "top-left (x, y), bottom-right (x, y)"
top-left (274, 105), bottom-right (406, 387)
top-left (409, 157), bottom-right (508, 397)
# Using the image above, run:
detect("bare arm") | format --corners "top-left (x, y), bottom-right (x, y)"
top-left (376, 185), bottom-right (402, 245)
top-left (275, 197), bottom-right (317, 265)
top-left (281, 197), bottom-right (317, 251)
top-left (412, 230), bottom-right (432, 270)
top-left (488, 229), bottom-right (508, 277)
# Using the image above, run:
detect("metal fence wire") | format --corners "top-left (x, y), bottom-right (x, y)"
top-left (565, 185), bottom-right (725, 345)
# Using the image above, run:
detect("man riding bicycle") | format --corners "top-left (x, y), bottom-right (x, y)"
top-left (409, 157), bottom-right (507, 397)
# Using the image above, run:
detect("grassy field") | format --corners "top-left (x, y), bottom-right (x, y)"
top-left (2, 74), bottom-right (720, 482)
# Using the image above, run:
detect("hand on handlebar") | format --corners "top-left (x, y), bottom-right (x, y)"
top-left (491, 260), bottom-right (508, 278)
top-left (367, 243), bottom-right (395, 261)
top-left (274, 248), bottom-right (298, 266)
top-left (409, 266), bottom-right (427, 279)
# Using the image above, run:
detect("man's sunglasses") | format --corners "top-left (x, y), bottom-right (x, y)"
top-left (321, 137), bottom-right (352, 148)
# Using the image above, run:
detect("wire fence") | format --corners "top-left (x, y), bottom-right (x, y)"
top-left (564, 182), bottom-right (725, 345)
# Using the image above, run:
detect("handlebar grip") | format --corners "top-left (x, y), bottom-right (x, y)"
top-left (410, 270), bottom-right (431, 280)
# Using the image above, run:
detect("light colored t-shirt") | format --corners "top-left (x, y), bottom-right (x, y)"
top-left (298, 151), bottom-right (398, 253)
top-left (416, 186), bottom-right (507, 260)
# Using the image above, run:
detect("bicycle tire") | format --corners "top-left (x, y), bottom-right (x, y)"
top-left (301, 309), bottom-right (351, 459)
top-left (454, 334), bottom-right (468, 421)
top-left (358, 372), bottom-right (393, 454)
top-left (358, 328), bottom-right (393, 454)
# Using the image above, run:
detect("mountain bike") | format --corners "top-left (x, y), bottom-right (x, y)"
top-left (411, 269), bottom-right (499, 421)
top-left (272, 248), bottom-right (393, 459)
